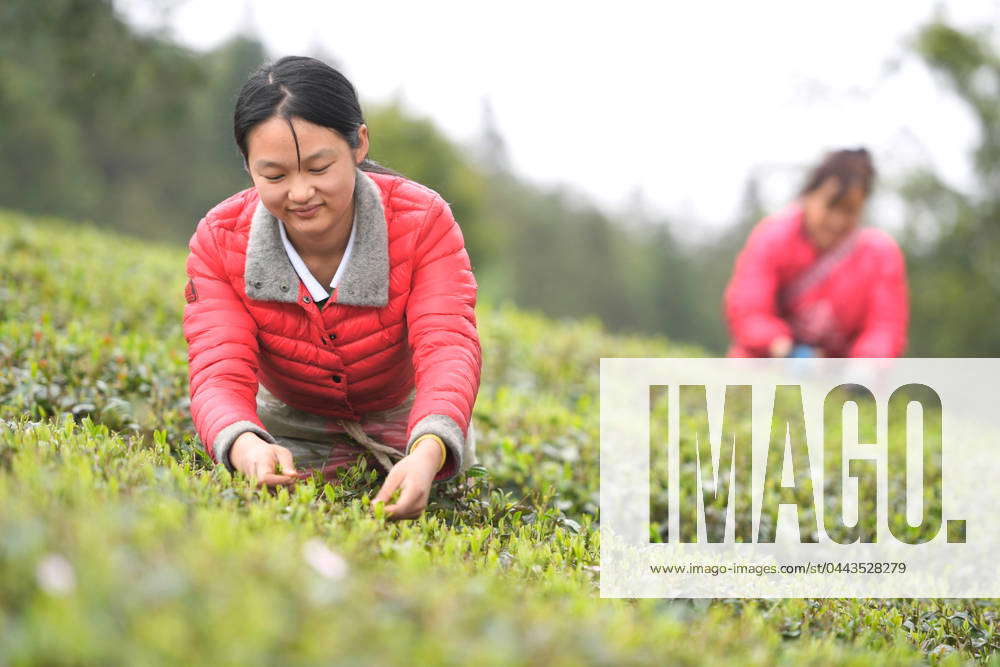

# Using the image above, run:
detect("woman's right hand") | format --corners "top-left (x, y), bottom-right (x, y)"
top-left (769, 336), bottom-right (793, 358)
top-left (230, 432), bottom-right (299, 487)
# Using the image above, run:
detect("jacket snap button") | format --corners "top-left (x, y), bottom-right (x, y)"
top-left (332, 374), bottom-right (342, 383)
top-left (303, 296), bottom-right (312, 304)
top-left (280, 284), bottom-right (288, 292)
top-left (253, 281), bottom-right (262, 289)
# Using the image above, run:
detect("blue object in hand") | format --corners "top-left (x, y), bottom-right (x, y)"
top-left (790, 344), bottom-right (816, 358)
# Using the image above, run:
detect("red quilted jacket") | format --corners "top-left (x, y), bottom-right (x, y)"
top-left (724, 202), bottom-right (908, 358)
top-left (182, 169), bottom-right (481, 481)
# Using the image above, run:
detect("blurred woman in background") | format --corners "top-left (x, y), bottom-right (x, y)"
top-left (724, 148), bottom-right (908, 358)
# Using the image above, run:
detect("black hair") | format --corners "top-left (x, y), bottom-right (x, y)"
top-left (233, 55), bottom-right (396, 175)
top-left (799, 147), bottom-right (876, 206)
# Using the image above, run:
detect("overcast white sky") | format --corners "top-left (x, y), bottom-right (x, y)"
top-left (121, 0), bottom-right (1000, 232)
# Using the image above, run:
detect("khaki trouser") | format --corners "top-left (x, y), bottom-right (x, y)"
top-left (255, 384), bottom-right (475, 480)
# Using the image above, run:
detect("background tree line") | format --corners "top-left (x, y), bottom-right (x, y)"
top-left (1, 0), bottom-right (997, 355)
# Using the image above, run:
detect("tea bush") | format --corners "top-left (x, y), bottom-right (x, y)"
top-left (0, 210), bottom-right (995, 665)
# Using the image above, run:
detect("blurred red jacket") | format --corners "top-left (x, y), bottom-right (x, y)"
top-left (182, 169), bottom-right (481, 481)
top-left (723, 202), bottom-right (908, 358)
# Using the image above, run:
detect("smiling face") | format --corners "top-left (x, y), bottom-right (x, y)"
top-left (245, 115), bottom-right (369, 242)
top-left (801, 177), bottom-right (867, 251)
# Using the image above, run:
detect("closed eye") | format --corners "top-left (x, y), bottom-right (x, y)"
top-left (309, 163), bottom-right (333, 174)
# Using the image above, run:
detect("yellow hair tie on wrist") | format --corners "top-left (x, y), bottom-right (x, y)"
top-left (412, 434), bottom-right (446, 472)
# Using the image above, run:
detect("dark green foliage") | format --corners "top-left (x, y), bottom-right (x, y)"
top-left (0, 0), bottom-right (264, 241)
top-left (899, 21), bottom-right (1000, 355)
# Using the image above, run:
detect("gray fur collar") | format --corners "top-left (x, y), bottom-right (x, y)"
top-left (243, 168), bottom-right (389, 307)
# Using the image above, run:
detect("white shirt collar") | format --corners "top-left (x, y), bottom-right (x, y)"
top-left (278, 219), bottom-right (358, 301)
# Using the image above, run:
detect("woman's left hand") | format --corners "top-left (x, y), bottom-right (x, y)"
top-left (371, 443), bottom-right (440, 520)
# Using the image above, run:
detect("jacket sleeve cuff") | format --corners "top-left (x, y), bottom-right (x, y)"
top-left (406, 414), bottom-right (465, 483)
top-left (737, 316), bottom-right (792, 356)
top-left (212, 420), bottom-right (277, 473)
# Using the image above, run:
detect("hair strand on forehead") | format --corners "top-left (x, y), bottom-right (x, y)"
top-left (283, 117), bottom-right (302, 168)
